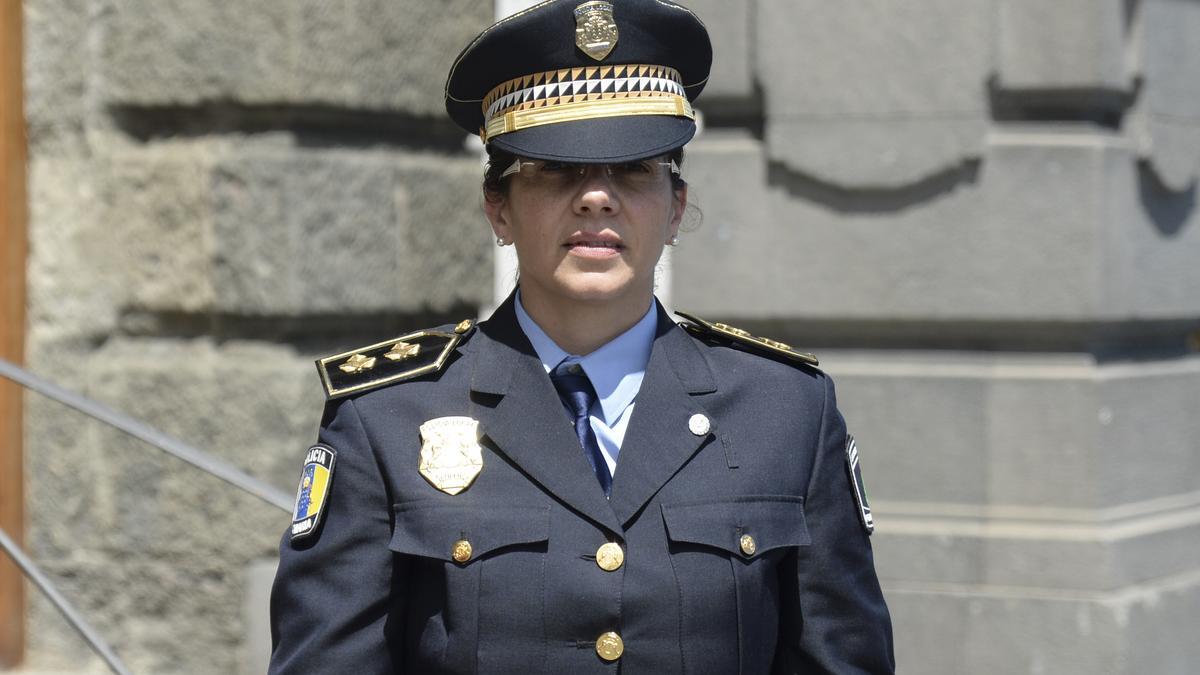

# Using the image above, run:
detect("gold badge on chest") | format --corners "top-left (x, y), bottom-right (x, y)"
top-left (419, 416), bottom-right (484, 495)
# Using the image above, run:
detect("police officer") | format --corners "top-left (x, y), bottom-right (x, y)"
top-left (270, 1), bottom-right (895, 672)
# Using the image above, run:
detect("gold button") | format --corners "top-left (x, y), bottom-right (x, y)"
top-left (596, 542), bottom-right (625, 572)
top-left (452, 539), bottom-right (473, 563)
top-left (595, 631), bottom-right (624, 661)
top-left (739, 534), bottom-right (756, 556)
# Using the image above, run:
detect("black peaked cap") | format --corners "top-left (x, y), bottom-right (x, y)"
top-left (445, 0), bottom-right (712, 163)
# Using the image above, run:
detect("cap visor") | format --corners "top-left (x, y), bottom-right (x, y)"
top-left (488, 115), bottom-right (696, 163)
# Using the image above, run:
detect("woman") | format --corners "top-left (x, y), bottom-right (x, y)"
top-left (270, 1), bottom-right (894, 673)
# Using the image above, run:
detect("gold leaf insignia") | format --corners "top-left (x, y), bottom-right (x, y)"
top-left (676, 311), bottom-right (819, 367)
top-left (339, 354), bottom-right (377, 374)
top-left (383, 341), bottom-right (421, 362)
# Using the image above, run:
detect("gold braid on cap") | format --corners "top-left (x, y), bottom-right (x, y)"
top-left (480, 64), bottom-right (694, 142)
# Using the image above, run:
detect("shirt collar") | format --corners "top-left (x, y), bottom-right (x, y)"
top-left (515, 290), bottom-right (657, 425)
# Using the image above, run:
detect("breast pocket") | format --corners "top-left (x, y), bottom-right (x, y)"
top-left (661, 496), bottom-right (810, 674)
top-left (390, 502), bottom-right (551, 673)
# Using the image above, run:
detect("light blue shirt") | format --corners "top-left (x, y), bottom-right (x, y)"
top-left (514, 292), bottom-right (657, 477)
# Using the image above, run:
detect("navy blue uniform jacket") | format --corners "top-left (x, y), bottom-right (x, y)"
top-left (270, 296), bottom-right (894, 673)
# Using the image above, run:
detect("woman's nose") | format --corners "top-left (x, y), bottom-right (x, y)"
top-left (575, 167), bottom-right (619, 215)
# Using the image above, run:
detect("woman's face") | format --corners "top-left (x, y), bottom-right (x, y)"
top-left (485, 159), bottom-right (686, 314)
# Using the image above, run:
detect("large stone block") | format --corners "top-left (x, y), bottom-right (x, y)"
top-left (676, 130), bottom-right (1200, 322)
top-left (94, 0), bottom-right (294, 106)
top-left (23, 0), bottom-right (90, 151)
top-left (22, 339), bottom-right (317, 670)
top-left (886, 589), bottom-right (1121, 674)
top-left (210, 149), bottom-right (298, 315)
top-left (1124, 570), bottom-right (1200, 674)
top-left (671, 130), bottom-right (774, 293)
top-left (99, 143), bottom-right (216, 314)
top-left (873, 505), bottom-right (1200, 592)
top-left (755, 0), bottom-right (990, 187)
top-left (25, 158), bottom-right (120, 343)
top-left (25, 590), bottom-right (109, 673)
top-left (296, 0), bottom-right (491, 114)
top-left (212, 146), bottom-right (490, 316)
top-left (29, 557), bottom-right (260, 675)
top-left (391, 154), bottom-right (494, 313)
top-left (828, 352), bottom-right (1200, 511)
top-left (995, 0), bottom-right (1130, 92)
top-left (883, 572), bottom-right (1200, 674)
top-left (1129, 0), bottom-right (1200, 190)
top-left (77, 338), bottom-right (313, 559)
top-left (23, 343), bottom-right (112, 563)
top-left (94, 0), bottom-right (491, 114)
top-left (213, 149), bottom-right (402, 315)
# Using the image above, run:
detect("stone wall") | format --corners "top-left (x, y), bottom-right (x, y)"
top-left (677, 0), bottom-right (1200, 672)
top-left (22, 1), bottom-right (492, 672)
top-left (19, 0), bottom-right (1200, 673)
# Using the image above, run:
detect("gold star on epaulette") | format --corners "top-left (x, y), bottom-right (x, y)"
top-left (316, 320), bottom-right (476, 399)
top-left (674, 311), bottom-right (819, 367)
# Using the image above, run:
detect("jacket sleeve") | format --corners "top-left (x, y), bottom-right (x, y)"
top-left (775, 374), bottom-right (895, 674)
top-left (268, 397), bottom-right (406, 674)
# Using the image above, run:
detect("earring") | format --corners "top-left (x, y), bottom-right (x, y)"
top-left (667, 235), bottom-right (679, 246)
top-left (496, 235), bottom-right (509, 246)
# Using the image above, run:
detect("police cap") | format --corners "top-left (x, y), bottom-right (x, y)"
top-left (445, 0), bottom-right (712, 163)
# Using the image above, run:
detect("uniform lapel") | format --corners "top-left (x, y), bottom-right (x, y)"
top-left (608, 303), bottom-right (717, 526)
top-left (468, 296), bottom-right (623, 535)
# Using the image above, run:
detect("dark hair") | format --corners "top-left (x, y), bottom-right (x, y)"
top-left (482, 147), bottom-right (688, 201)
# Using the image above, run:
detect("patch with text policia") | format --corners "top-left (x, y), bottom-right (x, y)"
top-left (291, 444), bottom-right (336, 542)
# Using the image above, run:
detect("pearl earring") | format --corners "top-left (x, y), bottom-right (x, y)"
top-left (496, 235), bottom-right (509, 246)
top-left (667, 235), bottom-right (679, 246)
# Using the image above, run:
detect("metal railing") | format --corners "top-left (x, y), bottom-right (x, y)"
top-left (0, 358), bottom-right (294, 674)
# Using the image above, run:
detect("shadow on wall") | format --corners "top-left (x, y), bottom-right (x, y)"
top-left (766, 159), bottom-right (982, 215)
top-left (1138, 163), bottom-right (1197, 237)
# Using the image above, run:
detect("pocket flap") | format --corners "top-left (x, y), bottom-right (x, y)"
top-left (390, 502), bottom-right (550, 562)
top-left (661, 496), bottom-right (810, 558)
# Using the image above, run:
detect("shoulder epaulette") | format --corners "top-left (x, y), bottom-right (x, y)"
top-left (674, 311), bottom-right (819, 367)
top-left (316, 319), bottom-right (476, 399)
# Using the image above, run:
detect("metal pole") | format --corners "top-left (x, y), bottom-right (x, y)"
top-left (0, 528), bottom-right (133, 675)
top-left (0, 359), bottom-right (293, 513)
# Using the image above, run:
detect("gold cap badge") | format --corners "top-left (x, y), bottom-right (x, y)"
top-left (575, 1), bottom-right (618, 61)
top-left (418, 416), bottom-right (484, 495)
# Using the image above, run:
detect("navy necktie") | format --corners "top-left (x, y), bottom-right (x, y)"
top-left (550, 364), bottom-right (612, 496)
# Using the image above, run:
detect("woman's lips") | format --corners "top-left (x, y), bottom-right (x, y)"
top-left (564, 236), bottom-right (624, 258)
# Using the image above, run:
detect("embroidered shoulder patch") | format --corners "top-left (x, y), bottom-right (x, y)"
top-left (291, 444), bottom-right (337, 542)
top-left (316, 319), bottom-right (475, 399)
top-left (674, 311), bottom-right (819, 367)
top-left (845, 436), bottom-right (874, 535)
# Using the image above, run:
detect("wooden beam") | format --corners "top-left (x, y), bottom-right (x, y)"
top-left (0, 0), bottom-right (28, 666)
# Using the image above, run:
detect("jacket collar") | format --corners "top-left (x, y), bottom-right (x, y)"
top-left (467, 292), bottom-right (717, 532)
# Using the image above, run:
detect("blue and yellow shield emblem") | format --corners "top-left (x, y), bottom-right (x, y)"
top-left (291, 444), bottom-right (337, 541)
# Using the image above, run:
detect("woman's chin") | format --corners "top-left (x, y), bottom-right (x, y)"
top-left (550, 271), bottom-right (644, 305)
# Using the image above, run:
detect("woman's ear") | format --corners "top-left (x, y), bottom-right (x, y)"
top-left (668, 185), bottom-right (688, 237)
top-left (483, 192), bottom-right (511, 243)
